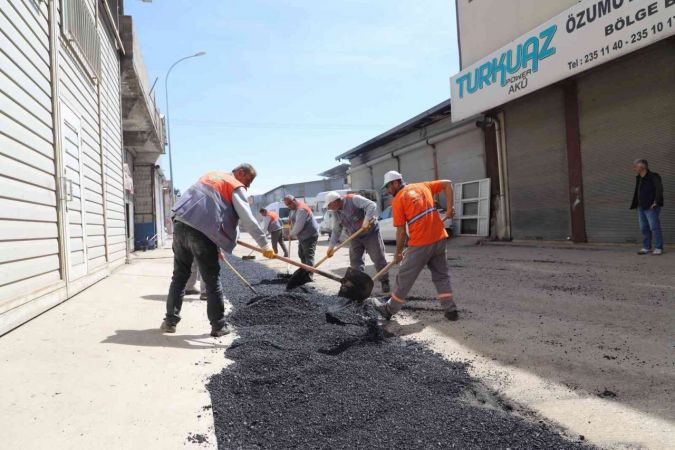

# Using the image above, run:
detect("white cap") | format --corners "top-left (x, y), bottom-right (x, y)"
top-left (324, 191), bottom-right (341, 208)
top-left (382, 170), bottom-right (403, 189)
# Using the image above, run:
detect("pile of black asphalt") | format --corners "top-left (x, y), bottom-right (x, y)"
top-left (206, 255), bottom-right (591, 449)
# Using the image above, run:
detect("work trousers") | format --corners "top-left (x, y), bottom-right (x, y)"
top-left (638, 207), bottom-right (663, 250)
top-left (165, 221), bottom-right (226, 329)
top-left (390, 239), bottom-right (455, 313)
top-left (271, 229), bottom-right (289, 256)
top-left (298, 234), bottom-right (318, 267)
top-left (349, 229), bottom-right (389, 282)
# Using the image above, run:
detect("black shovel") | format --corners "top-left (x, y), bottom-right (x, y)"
top-left (236, 240), bottom-right (374, 302)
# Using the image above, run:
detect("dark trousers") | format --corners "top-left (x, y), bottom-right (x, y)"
top-left (271, 229), bottom-right (288, 256)
top-left (165, 221), bottom-right (226, 329)
top-left (298, 234), bottom-right (318, 266)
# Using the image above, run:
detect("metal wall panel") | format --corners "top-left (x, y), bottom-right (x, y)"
top-left (0, 0), bottom-right (61, 305)
top-left (579, 40), bottom-right (675, 244)
top-left (435, 126), bottom-right (485, 183)
top-left (399, 148), bottom-right (434, 183)
top-left (505, 86), bottom-right (570, 240)
top-left (349, 166), bottom-right (371, 191)
top-left (99, 21), bottom-right (125, 263)
top-left (371, 159), bottom-right (398, 208)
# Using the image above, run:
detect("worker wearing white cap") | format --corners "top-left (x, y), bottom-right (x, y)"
top-left (371, 171), bottom-right (458, 321)
top-left (324, 191), bottom-right (390, 293)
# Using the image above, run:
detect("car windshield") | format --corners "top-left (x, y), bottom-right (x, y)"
top-left (278, 208), bottom-right (290, 219)
top-left (379, 206), bottom-right (392, 220)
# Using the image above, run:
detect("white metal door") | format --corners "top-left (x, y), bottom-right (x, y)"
top-left (60, 103), bottom-right (88, 281)
top-left (453, 178), bottom-right (491, 237)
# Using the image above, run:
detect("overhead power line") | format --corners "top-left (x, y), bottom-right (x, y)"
top-left (171, 119), bottom-right (388, 131)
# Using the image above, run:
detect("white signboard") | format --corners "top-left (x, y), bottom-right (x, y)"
top-left (450, 0), bottom-right (675, 122)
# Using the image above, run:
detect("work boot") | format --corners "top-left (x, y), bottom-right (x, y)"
top-left (380, 279), bottom-right (390, 294)
top-left (371, 298), bottom-right (394, 321)
top-left (184, 288), bottom-right (199, 295)
top-left (637, 248), bottom-right (650, 255)
top-left (160, 320), bottom-right (176, 333)
top-left (199, 293), bottom-right (208, 300)
top-left (210, 324), bottom-right (232, 337)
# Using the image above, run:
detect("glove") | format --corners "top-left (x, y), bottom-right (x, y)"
top-left (326, 247), bottom-right (335, 258)
top-left (262, 246), bottom-right (276, 259)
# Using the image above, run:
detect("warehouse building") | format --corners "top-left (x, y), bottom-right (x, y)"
top-left (452, 0), bottom-right (674, 243)
top-left (0, 0), bottom-right (164, 335)
top-left (336, 101), bottom-right (492, 237)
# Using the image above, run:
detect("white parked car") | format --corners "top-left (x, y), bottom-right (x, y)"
top-left (377, 206), bottom-right (453, 243)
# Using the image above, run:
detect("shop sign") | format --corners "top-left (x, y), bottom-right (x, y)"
top-left (450, 0), bottom-right (675, 121)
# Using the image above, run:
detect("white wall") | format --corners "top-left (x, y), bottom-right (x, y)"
top-left (0, 0), bottom-right (62, 305)
top-left (456, 0), bottom-right (577, 68)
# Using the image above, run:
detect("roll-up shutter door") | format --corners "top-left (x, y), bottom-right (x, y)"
top-left (435, 126), bottom-right (486, 183)
top-left (579, 40), bottom-right (675, 244)
top-left (399, 148), bottom-right (434, 183)
top-left (349, 166), bottom-right (371, 191)
top-left (371, 159), bottom-right (398, 208)
top-left (505, 86), bottom-right (570, 240)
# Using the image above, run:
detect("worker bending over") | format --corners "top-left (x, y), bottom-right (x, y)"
top-left (324, 191), bottom-right (390, 293)
top-left (372, 171), bottom-right (458, 321)
top-left (259, 208), bottom-right (289, 257)
top-left (161, 164), bottom-right (275, 337)
top-left (283, 195), bottom-right (319, 267)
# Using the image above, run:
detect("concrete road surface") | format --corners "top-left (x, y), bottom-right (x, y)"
top-left (0, 234), bottom-right (673, 449)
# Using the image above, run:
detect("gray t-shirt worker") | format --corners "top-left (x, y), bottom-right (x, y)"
top-left (284, 195), bottom-right (319, 267)
top-left (324, 191), bottom-right (390, 293)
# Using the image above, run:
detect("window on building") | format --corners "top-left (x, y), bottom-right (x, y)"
top-left (62, 0), bottom-right (101, 78)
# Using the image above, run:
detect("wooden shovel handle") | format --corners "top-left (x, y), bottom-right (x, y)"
top-left (373, 260), bottom-right (397, 282)
top-left (236, 240), bottom-right (343, 283)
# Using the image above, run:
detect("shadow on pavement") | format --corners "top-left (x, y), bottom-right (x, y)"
top-left (141, 294), bottom-right (202, 302)
top-left (101, 329), bottom-right (229, 350)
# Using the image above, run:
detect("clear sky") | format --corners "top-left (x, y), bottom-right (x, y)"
top-left (124, 0), bottom-right (460, 195)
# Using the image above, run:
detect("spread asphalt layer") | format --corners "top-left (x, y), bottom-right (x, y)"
top-left (207, 255), bottom-right (592, 449)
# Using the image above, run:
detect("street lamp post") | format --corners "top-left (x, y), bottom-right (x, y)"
top-left (164, 51), bottom-right (206, 203)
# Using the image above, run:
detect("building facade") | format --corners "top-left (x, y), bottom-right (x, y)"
top-left (452, 0), bottom-right (674, 244)
top-left (336, 101), bottom-right (492, 237)
top-left (0, 0), bottom-right (164, 335)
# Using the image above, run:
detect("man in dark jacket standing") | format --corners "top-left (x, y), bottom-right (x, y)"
top-left (631, 159), bottom-right (664, 255)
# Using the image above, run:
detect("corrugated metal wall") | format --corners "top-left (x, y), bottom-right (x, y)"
top-left (579, 39), bottom-right (675, 244)
top-left (0, 0), bottom-right (62, 304)
top-left (435, 126), bottom-right (485, 183)
top-left (99, 19), bottom-right (126, 262)
top-left (505, 86), bottom-right (570, 240)
top-left (1, 0), bottom-right (127, 334)
top-left (399, 149), bottom-right (434, 183)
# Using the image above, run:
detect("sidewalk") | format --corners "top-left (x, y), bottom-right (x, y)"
top-left (0, 248), bottom-right (228, 449)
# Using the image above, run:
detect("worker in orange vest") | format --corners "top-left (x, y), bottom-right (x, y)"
top-left (371, 171), bottom-right (458, 321)
top-left (283, 195), bottom-right (319, 267)
top-left (161, 164), bottom-right (275, 337)
top-left (260, 208), bottom-right (289, 257)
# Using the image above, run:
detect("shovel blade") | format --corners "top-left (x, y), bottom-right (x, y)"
top-left (337, 267), bottom-right (374, 302)
top-left (286, 268), bottom-right (312, 290)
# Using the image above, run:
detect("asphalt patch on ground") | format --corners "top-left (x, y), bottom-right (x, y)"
top-left (206, 255), bottom-right (592, 449)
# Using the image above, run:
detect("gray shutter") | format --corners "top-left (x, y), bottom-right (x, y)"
top-left (349, 165), bottom-right (371, 191)
top-left (579, 40), bottom-right (675, 244)
top-left (505, 86), bottom-right (570, 240)
top-left (435, 127), bottom-right (486, 183)
top-left (398, 148), bottom-right (434, 183)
